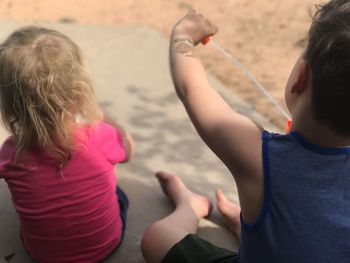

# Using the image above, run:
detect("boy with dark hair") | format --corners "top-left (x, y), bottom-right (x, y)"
top-left (304, 0), bottom-right (350, 134)
top-left (141, 0), bottom-right (350, 262)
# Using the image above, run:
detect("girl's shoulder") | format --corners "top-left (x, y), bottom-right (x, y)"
top-left (0, 136), bottom-right (16, 160)
top-left (0, 137), bottom-right (17, 175)
top-left (77, 121), bottom-right (118, 141)
top-left (78, 121), bottom-right (126, 164)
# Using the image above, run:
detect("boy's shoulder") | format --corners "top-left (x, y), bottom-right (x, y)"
top-left (264, 130), bottom-right (350, 159)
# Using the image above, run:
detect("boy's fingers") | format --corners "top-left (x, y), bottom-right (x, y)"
top-left (215, 189), bottom-right (225, 200)
top-left (211, 24), bottom-right (219, 35)
top-left (174, 10), bottom-right (218, 44)
top-left (205, 18), bottom-right (212, 26)
top-left (203, 17), bottom-right (218, 35)
top-left (187, 9), bottom-right (196, 17)
top-left (189, 9), bottom-right (196, 14)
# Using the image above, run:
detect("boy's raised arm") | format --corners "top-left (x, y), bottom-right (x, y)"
top-left (170, 10), bottom-right (263, 180)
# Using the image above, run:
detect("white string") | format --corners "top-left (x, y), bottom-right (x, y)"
top-left (210, 39), bottom-right (291, 120)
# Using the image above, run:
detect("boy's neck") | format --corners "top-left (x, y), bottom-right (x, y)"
top-left (292, 110), bottom-right (350, 148)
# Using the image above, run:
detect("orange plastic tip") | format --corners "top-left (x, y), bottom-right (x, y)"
top-left (201, 36), bottom-right (212, 45)
top-left (285, 119), bottom-right (292, 133)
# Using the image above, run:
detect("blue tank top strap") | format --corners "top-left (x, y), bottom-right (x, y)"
top-left (290, 131), bottom-right (350, 155)
top-left (240, 130), bottom-right (272, 230)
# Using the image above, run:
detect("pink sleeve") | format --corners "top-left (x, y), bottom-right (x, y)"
top-left (0, 138), bottom-right (16, 178)
top-left (90, 122), bottom-right (126, 164)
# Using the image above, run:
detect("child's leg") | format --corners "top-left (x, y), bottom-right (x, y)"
top-left (215, 189), bottom-right (241, 242)
top-left (141, 172), bottom-right (213, 263)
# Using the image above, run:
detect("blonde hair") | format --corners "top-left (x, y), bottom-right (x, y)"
top-left (0, 26), bottom-right (101, 166)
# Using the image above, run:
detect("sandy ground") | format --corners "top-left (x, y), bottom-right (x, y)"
top-left (0, 0), bottom-right (321, 128)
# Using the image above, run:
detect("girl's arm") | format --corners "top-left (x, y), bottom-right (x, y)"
top-left (170, 11), bottom-right (265, 223)
top-left (102, 113), bottom-right (135, 163)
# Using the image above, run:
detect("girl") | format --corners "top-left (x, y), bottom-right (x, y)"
top-left (0, 26), bottom-right (134, 262)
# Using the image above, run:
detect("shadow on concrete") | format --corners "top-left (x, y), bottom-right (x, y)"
top-left (99, 84), bottom-right (240, 262)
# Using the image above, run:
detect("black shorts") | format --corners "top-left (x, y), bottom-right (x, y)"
top-left (162, 234), bottom-right (238, 263)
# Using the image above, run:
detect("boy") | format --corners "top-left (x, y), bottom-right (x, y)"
top-left (141, 0), bottom-right (350, 262)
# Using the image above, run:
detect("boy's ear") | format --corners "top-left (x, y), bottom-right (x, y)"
top-left (291, 59), bottom-right (310, 94)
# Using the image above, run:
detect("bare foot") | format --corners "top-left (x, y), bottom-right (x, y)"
top-left (155, 171), bottom-right (213, 219)
top-left (216, 189), bottom-right (241, 240)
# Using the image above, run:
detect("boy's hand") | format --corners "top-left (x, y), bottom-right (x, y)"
top-left (172, 10), bottom-right (218, 45)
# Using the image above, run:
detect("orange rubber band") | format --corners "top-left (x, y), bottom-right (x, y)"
top-left (201, 36), bottom-right (212, 45)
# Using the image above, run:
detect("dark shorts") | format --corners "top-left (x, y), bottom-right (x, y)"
top-left (162, 234), bottom-right (238, 263)
top-left (99, 186), bottom-right (129, 261)
top-left (116, 186), bottom-right (129, 242)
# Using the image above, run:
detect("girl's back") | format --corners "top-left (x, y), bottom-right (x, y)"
top-left (0, 123), bottom-right (126, 262)
top-left (0, 27), bottom-right (128, 262)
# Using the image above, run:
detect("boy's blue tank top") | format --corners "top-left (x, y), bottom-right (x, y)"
top-left (239, 131), bottom-right (350, 263)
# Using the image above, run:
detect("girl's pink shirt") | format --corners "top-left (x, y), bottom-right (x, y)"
top-left (0, 122), bottom-right (126, 263)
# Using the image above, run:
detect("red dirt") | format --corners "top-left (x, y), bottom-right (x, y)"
top-left (0, 0), bottom-right (321, 127)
